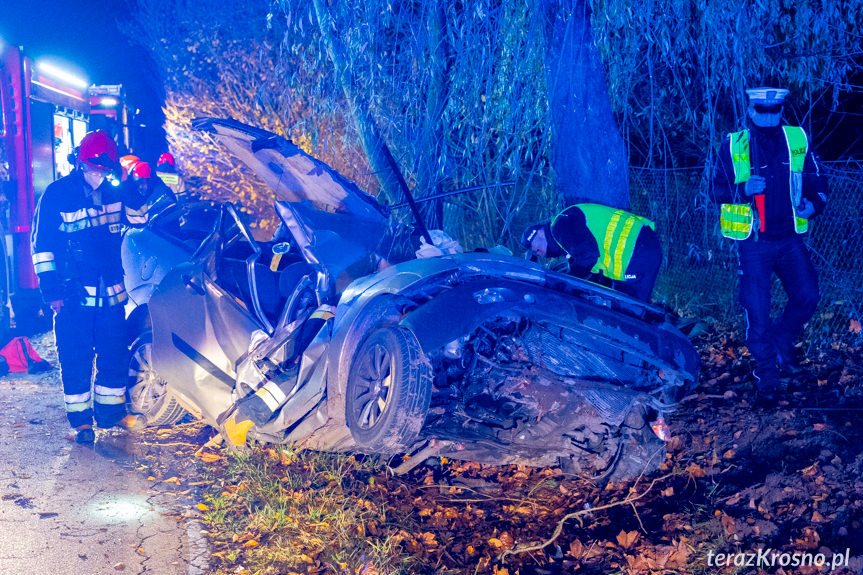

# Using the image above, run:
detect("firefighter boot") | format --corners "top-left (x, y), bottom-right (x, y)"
top-left (75, 424), bottom-right (96, 444)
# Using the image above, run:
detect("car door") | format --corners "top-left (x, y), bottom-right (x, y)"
top-left (147, 206), bottom-right (263, 426)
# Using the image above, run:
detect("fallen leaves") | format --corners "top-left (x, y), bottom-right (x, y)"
top-left (719, 512), bottom-right (736, 536)
top-left (120, 334), bottom-right (863, 575)
top-left (196, 451), bottom-right (223, 463)
top-left (616, 529), bottom-right (640, 549)
top-left (488, 532), bottom-right (514, 550)
top-left (625, 538), bottom-right (692, 572)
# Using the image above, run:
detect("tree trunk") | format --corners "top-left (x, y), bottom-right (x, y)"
top-left (309, 0), bottom-right (405, 206)
top-left (544, 0), bottom-right (630, 209)
top-left (414, 1), bottom-right (450, 230)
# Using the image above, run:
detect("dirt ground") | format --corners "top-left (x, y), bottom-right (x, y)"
top-left (18, 327), bottom-right (860, 574)
top-left (0, 332), bottom-right (207, 575)
top-left (111, 324), bottom-right (863, 575)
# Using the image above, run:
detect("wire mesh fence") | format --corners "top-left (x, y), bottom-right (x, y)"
top-left (442, 165), bottom-right (863, 350)
top-left (631, 165), bottom-right (863, 347)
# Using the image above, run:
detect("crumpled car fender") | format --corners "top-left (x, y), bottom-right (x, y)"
top-left (399, 281), bottom-right (536, 352)
top-left (324, 259), bottom-right (461, 414)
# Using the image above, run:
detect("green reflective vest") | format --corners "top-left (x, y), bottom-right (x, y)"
top-left (553, 204), bottom-right (656, 281)
top-left (720, 126), bottom-right (809, 239)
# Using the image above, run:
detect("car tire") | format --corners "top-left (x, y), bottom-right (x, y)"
top-left (128, 330), bottom-right (187, 426)
top-left (345, 326), bottom-right (432, 453)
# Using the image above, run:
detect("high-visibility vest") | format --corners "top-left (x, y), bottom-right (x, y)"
top-left (720, 126), bottom-right (809, 239)
top-left (156, 169), bottom-right (186, 198)
top-left (553, 204), bottom-right (656, 281)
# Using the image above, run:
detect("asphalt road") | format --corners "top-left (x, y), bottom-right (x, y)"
top-left (0, 333), bottom-right (209, 575)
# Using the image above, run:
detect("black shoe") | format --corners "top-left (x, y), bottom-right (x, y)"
top-left (753, 384), bottom-right (784, 408)
top-left (75, 426), bottom-right (95, 444)
top-left (777, 354), bottom-right (806, 377)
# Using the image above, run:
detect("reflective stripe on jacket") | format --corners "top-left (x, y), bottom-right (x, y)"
top-left (553, 204), bottom-right (656, 281)
top-left (31, 170), bottom-right (146, 306)
top-left (720, 126), bottom-right (809, 239)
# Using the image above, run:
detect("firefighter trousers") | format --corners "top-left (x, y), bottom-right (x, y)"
top-left (738, 235), bottom-right (820, 390)
top-left (54, 302), bottom-right (128, 429)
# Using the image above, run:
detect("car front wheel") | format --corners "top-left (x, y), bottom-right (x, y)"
top-left (128, 330), bottom-right (187, 426)
top-left (345, 326), bottom-right (431, 453)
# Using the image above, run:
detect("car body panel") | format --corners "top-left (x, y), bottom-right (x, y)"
top-left (147, 259), bottom-right (260, 425)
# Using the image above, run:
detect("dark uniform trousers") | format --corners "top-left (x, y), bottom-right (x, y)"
top-left (54, 302), bottom-right (128, 428)
top-left (738, 235), bottom-right (820, 388)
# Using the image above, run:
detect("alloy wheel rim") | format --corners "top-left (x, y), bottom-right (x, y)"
top-left (352, 343), bottom-right (393, 430)
top-left (128, 343), bottom-right (168, 413)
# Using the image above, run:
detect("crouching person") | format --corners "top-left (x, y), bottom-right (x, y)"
top-left (522, 203), bottom-right (661, 302)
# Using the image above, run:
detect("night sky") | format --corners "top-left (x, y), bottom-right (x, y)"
top-left (0, 0), bottom-right (166, 157)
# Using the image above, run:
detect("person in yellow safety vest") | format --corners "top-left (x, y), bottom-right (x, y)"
top-left (155, 152), bottom-right (187, 201)
top-left (712, 86), bottom-right (828, 402)
top-left (521, 203), bottom-right (661, 302)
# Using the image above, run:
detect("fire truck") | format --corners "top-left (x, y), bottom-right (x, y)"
top-left (0, 41), bottom-right (130, 334)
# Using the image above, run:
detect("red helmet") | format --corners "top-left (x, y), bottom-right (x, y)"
top-left (119, 154), bottom-right (140, 172)
top-left (157, 152), bottom-right (175, 167)
top-left (132, 161), bottom-right (152, 179)
top-left (78, 131), bottom-right (118, 169)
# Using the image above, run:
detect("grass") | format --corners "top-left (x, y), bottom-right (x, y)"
top-left (198, 445), bottom-right (434, 575)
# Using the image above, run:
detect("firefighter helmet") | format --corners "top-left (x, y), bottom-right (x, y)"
top-left (157, 152), bottom-right (175, 167)
top-left (132, 161), bottom-right (152, 179)
top-left (78, 131), bottom-right (118, 170)
top-left (119, 154), bottom-right (140, 173)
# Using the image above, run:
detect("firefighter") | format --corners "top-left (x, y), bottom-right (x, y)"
top-left (521, 203), bottom-right (661, 302)
top-left (712, 86), bottom-right (828, 400)
top-left (129, 161), bottom-right (177, 213)
top-left (155, 152), bottom-right (187, 201)
top-left (30, 130), bottom-right (148, 443)
top-left (119, 154), bottom-right (140, 180)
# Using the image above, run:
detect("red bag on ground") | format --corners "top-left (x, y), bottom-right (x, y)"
top-left (0, 336), bottom-right (52, 374)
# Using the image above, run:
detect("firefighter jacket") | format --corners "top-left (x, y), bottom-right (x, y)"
top-left (713, 124), bottom-right (828, 240)
top-left (30, 169), bottom-right (148, 307)
top-left (546, 204), bottom-right (656, 281)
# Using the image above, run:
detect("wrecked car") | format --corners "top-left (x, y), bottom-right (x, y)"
top-left (122, 118), bottom-right (699, 481)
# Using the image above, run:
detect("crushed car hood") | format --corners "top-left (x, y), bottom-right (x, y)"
top-left (191, 117), bottom-right (388, 228)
